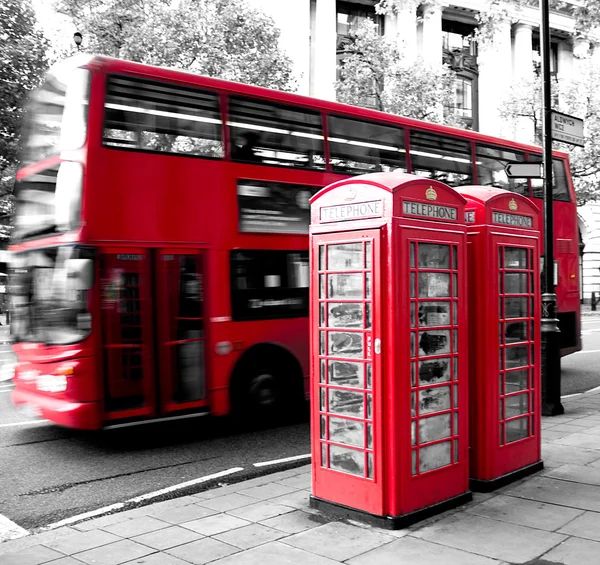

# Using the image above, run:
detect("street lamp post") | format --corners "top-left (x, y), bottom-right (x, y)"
top-left (73, 32), bottom-right (83, 51)
top-left (540, 0), bottom-right (564, 416)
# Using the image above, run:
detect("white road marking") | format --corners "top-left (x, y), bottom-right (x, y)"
top-left (585, 385), bottom-right (600, 394)
top-left (42, 467), bottom-right (245, 531)
top-left (0, 420), bottom-right (47, 429)
top-left (254, 454), bottom-right (311, 467)
top-left (573, 349), bottom-right (600, 355)
top-left (0, 513), bottom-right (28, 543)
top-left (561, 393), bottom-right (582, 399)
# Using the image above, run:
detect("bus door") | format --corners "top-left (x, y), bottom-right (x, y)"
top-left (100, 250), bottom-right (156, 420)
top-left (155, 250), bottom-right (208, 414)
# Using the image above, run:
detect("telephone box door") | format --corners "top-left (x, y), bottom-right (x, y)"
top-left (311, 229), bottom-right (384, 515)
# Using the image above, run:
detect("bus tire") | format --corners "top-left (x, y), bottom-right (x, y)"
top-left (230, 345), bottom-right (305, 426)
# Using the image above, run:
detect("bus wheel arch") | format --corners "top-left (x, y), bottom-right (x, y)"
top-left (229, 343), bottom-right (305, 422)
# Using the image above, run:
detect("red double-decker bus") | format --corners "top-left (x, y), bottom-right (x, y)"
top-left (10, 55), bottom-right (581, 430)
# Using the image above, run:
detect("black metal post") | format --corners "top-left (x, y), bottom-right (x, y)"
top-left (540, 0), bottom-right (564, 416)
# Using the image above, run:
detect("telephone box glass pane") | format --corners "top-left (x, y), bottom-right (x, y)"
top-left (452, 274), bottom-right (458, 297)
top-left (505, 248), bottom-right (527, 269)
top-left (505, 393), bottom-right (529, 417)
top-left (365, 242), bottom-right (372, 268)
top-left (419, 441), bottom-right (451, 472)
top-left (319, 246), bottom-right (325, 270)
top-left (419, 330), bottom-right (450, 356)
top-left (366, 273), bottom-right (371, 298)
top-left (320, 304), bottom-right (325, 326)
top-left (452, 246), bottom-right (458, 270)
top-left (321, 444), bottom-right (327, 467)
top-left (319, 275), bottom-right (325, 298)
top-left (506, 345), bottom-right (528, 368)
top-left (410, 273), bottom-right (416, 297)
top-left (367, 452), bottom-right (374, 478)
top-left (320, 415), bottom-right (326, 438)
top-left (411, 303), bottom-right (416, 327)
top-left (320, 359), bottom-right (326, 383)
top-left (328, 360), bottom-right (364, 388)
top-left (418, 244), bottom-right (450, 268)
top-left (328, 303), bottom-right (363, 328)
top-left (505, 322), bottom-right (528, 343)
top-left (506, 369), bottom-right (528, 392)
top-left (329, 388), bottom-right (364, 416)
top-left (412, 450), bottom-right (417, 475)
top-left (419, 358), bottom-right (451, 385)
top-left (329, 274), bottom-right (363, 298)
top-left (419, 302), bottom-right (451, 327)
top-left (329, 416), bottom-right (364, 447)
top-left (329, 444), bottom-right (365, 476)
top-left (419, 386), bottom-right (451, 414)
top-left (419, 273), bottom-right (450, 298)
top-left (329, 332), bottom-right (363, 357)
top-left (506, 417), bottom-right (529, 443)
top-left (366, 304), bottom-right (372, 328)
top-left (328, 243), bottom-right (363, 270)
top-left (367, 423), bottom-right (373, 448)
top-left (320, 331), bottom-right (326, 354)
top-left (366, 363), bottom-right (372, 389)
top-left (419, 413), bottom-right (452, 443)
top-left (504, 273), bottom-right (528, 294)
top-left (505, 297), bottom-right (528, 318)
top-left (410, 242), bottom-right (415, 268)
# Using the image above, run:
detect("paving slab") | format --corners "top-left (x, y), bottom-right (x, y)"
top-left (464, 494), bottom-right (584, 531)
top-left (43, 529), bottom-right (123, 555)
top-left (347, 535), bottom-right (501, 565)
top-left (213, 523), bottom-right (286, 549)
top-left (165, 537), bottom-right (240, 564)
top-left (411, 513), bottom-right (566, 563)
top-left (541, 536), bottom-right (600, 565)
top-left (266, 489), bottom-right (312, 509)
top-left (131, 525), bottom-right (202, 550)
top-left (197, 493), bottom-right (258, 512)
top-left (554, 432), bottom-right (600, 449)
top-left (237, 483), bottom-right (298, 500)
top-left (544, 463), bottom-right (600, 486)
top-left (120, 553), bottom-right (191, 565)
top-left (180, 513), bottom-right (251, 536)
top-left (226, 501), bottom-right (296, 522)
top-left (260, 509), bottom-right (329, 534)
top-left (541, 443), bottom-right (600, 465)
top-left (101, 516), bottom-right (171, 538)
top-left (504, 476), bottom-right (600, 512)
top-left (283, 521), bottom-right (394, 561)
top-left (0, 544), bottom-right (65, 565)
top-left (73, 539), bottom-right (155, 565)
top-left (557, 510), bottom-right (600, 542)
top-left (210, 540), bottom-right (341, 565)
top-left (148, 503), bottom-right (218, 524)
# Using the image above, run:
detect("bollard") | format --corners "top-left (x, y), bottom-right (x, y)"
top-left (592, 292), bottom-right (597, 311)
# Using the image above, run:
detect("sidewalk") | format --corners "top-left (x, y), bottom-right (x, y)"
top-left (2, 392), bottom-right (600, 565)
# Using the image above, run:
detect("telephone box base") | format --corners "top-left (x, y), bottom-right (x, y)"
top-left (469, 460), bottom-right (544, 493)
top-left (309, 492), bottom-right (473, 530)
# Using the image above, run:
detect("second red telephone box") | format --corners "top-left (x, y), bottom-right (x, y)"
top-left (457, 186), bottom-right (543, 491)
top-left (309, 172), bottom-right (471, 528)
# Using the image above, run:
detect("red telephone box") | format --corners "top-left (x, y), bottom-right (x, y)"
top-left (457, 186), bottom-right (543, 492)
top-left (309, 172), bottom-right (471, 528)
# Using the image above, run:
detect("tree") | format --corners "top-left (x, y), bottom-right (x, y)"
top-left (336, 20), bottom-right (462, 127)
top-left (0, 0), bottom-right (49, 241)
top-left (54, 0), bottom-right (296, 91)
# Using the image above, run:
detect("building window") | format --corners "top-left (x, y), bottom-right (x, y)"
top-left (448, 77), bottom-right (473, 120)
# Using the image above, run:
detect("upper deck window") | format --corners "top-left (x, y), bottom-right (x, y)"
top-left (228, 96), bottom-right (325, 170)
top-left (476, 144), bottom-right (528, 195)
top-left (328, 116), bottom-right (406, 175)
top-left (103, 75), bottom-right (223, 158)
top-left (530, 157), bottom-right (571, 202)
top-left (410, 130), bottom-right (472, 186)
top-left (20, 68), bottom-right (90, 166)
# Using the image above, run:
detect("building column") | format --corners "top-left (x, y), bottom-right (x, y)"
top-left (312, 0), bottom-right (337, 100)
top-left (477, 20), bottom-right (513, 138)
top-left (512, 23), bottom-right (535, 143)
top-left (421, 2), bottom-right (443, 68)
top-left (390, 0), bottom-right (418, 63)
top-left (557, 39), bottom-right (573, 82)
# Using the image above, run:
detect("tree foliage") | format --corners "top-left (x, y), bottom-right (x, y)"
top-left (336, 20), bottom-right (462, 127)
top-left (0, 0), bottom-right (49, 240)
top-left (54, 0), bottom-right (296, 91)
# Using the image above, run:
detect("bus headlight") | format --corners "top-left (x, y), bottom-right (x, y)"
top-left (37, 374), bottom-right (68, 393)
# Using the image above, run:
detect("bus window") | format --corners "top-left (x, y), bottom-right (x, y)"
top-left (228, 96), bottom-right (325, 169)
top-left (230, 250), bottom-right (309, 321)
top-left (476, 144), bottom-right (528, 195)
top-left (103, 75), bottom-right (223, 158)
top-left (328, 115), bottom-right (406, 174)
top-left (530, 158), bottom-right (571, 202)
top-left (409, 130), bottom-right (472, 186)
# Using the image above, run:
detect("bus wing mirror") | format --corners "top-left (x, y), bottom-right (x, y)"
top-left (66, 258), bottom-right (94, 290)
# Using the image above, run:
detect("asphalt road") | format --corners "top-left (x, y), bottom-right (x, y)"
top-left (1, 317), bottom-right (599, 534)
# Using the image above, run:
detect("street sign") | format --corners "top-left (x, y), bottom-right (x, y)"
top-left (504, 162), bottom-right (543, 178)
top-left (551, 110), bottom-right (585, 147)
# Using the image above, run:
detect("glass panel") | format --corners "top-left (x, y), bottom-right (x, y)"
top-left (320, 415), bottom-right (326, 439)
top-left (505, 322), bottom-right (528, 343)
top-left (328, 389), bottom-right (364, 416)
top-left (366, 273), bottom-right (371, 298)
top-left (499, 374), bottom-right (504, 396)
top-left (411, 332), bottom-right (416, 356)
top-left (366, 363), bottom-right (372, 389)
top-left (452, 274), bottom-right (458, 297)
top-left (411, 302), bottom-right (416, 327)
top-left (366, 303), bottom-right (372, 329)
top-left (319, 246), bottom-right (325, 270)
top-left (410, 242), bottom-right (415, 268)
top-left (452, 247), bottom-right (458, 270)
top-left (328, 303), bottom-right (363, 328)
top-left (320, 331), bottom-right (326, 354)
top-left (453, 301), bottom-right (458, 324)
top-left (411, 391), bottom-right (416, 416)
top-left (418, 330), bottom-right (451, 356)
top-left (418, 273), bottom-right (450, 298)
top-left (320, 388), bottom-right (326, 411)
top-left (367, 394), bottom-right (372, 419)
top-left (498, 248), bottom-right (503, 269)
top-left (506, 417), bottom-right (529, 443)
top-left (412, 450), bottom-right (417, 475)
top-left (453, 384), bottom-right (458, 407)
top-left (411, 421), bottom-right (416, 445)
top-left (411, 362), bottom-right (417, 387)
top-left (367, 452), bottom-right (373, 479)
top-left (328, 360), bottom-right (364, 388)
top-left (419, 358), bottom-right (451, 385)
top-left (365, 242), bottom-right (372, 268)
top-left (419, 441), bottom-right (452, 472)
top-left (506, 369), bottom-right (528, 392)
top-left (321, 443), bottom-right (327, 467)
top-left (504, 248), bottom-right (528, 269)
top-left (453, 357), bottom-right (458, 379)
top-left (476, 145), bottom-right (528, 195)
top-left (320, 359), bottom-right (326, 383)
top-left (453, 412), bottom-right (458, 435)
top-left (453, 330), bottom-right (458, 352)
top-left (418, 244), bottom-right (450, 269)
top-left (319, 274), bottom-right (325, 298)
top-left (367, 423), bottom-right (373, 448)
top-left (505, 297), bottom-right (528, 318)
top-left (328, 274), bottom-right (363, 298)
top-left (419, 413), bottom-right (452, 443)
top-left (454, 439), bottom-right (459, 462)
top-left (329, 444), bottom-right (365, 476)
top-left (320, 303), bottom-right (325, 327)
top-left (329, 332), bottom-right (363, 358)
top-left (505, 273), bottom-right (528, 294)
top-left (418, 302), bottom-right (451, 327)
top-left (505, 393), bottom-right (529, 418)
top-left (329, 416), bottom-right (364, 447)
top-left (328, 243), bottom-right (363, 271)
top-left (419, 386), bottom-right (451, 414)
top-left (506, 345), bottom-right (529, 368)
top-left (499, 349), bottom-right (504, 369)
top-left (499, 423), bottom-right (505, 445)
